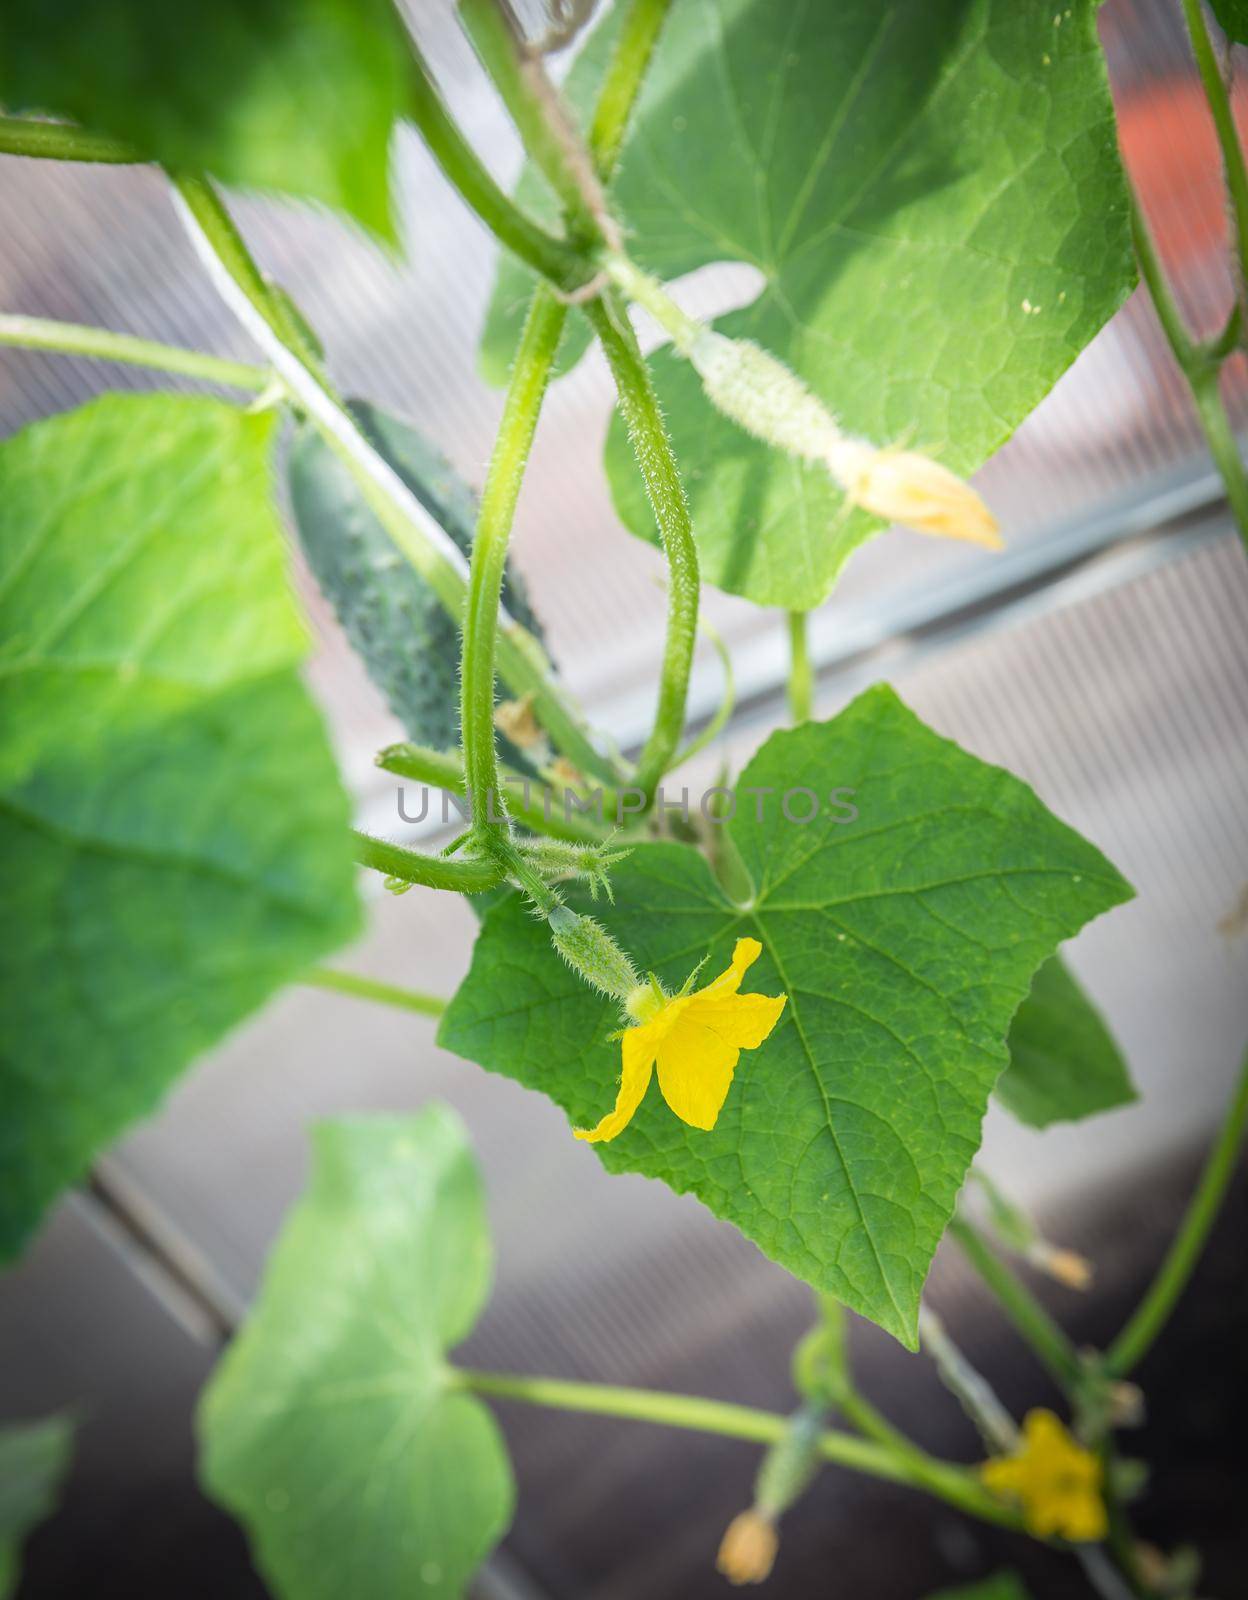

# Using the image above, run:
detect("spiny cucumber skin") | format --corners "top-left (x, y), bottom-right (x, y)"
top-left (288, 400), bottom-right (545, 759)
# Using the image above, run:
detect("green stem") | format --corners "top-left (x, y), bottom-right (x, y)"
top-left (669, 618), bottom-right (735, 770)
top-left (1129, 184), bottom-right (1248, 546)
top-left (378, 741), bottom-right (609, 843)
top-left (0, 312), bottom-right (269, 391)
top-left (605, 253), bottom-right (702, 352)
top-left (0, 114), bottom-right (139, 164)
top-left (172, 172), bottom-right (329, 380)
top-left (458, 0), bottom-right (609, 246)
top-left (352, 831), bottom-right (503, 893)
top-left (303, 967), bottom-right (446, 1017)
top-left (787, 610), bottom-right (813, 724)
top-left (172, 175), bottom-right (612, 783)
top-left (586, 292), bottom-right (700, 803)
top-left (1106, 1043), bottom-right (1248, 1376)
top-left (949, 1216), bottom-right (1082, 1390)
top-left (1181, 0), bottom-right (1248, 299)
top-left (461, 290), bottom-right (567, 845)
top-left (453, 1368), bottom-right (1018, 1526)
top-left (407, 46), bottom-right (592, 292)
top-left (586, 0), bottom-right (672, 177)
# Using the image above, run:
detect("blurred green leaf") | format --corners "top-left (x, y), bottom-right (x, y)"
top-left (0, 1416), bottom-right (74, 1600)
top-left (442, 686), bottom-right (1132, 1345)
top-left (0, 395), bottom-right (360, 1259)
top-left (199, 1107), bottom-right (513, 1600)
top-left (997, 954), bottom-right (1135, 1128)
top-left (0, 0), bottom-right (410, 239)
top-left (1209, 1), bottom-right (1248, 44)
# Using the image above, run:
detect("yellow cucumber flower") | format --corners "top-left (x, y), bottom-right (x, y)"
top-left (574, 937), bottom-right (786, 1143)
top-left (981, 1409), bottom-right (1108, 1542)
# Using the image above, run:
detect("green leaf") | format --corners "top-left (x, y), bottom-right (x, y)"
top-left (199, 1107), bottom-right (514, 1600)
top-left (287, 401), bottom-right (545, 758)
top-left (0, 394), bottom-right (360, 1259)
top-left (0, 0), bottom-right (410, 239)
top-left (996, 954), bottom-right (1135, 1128)
top-left (0, 1417), bottom-right (74, 1600)
top-left (1209, 1), bottom-right (1248, 44)
top-left (441, 686), bottom-right (1132, 1346)
top-left (485, 0), bottom-right (1135, 607)
top-left (926, 1576), bottom-right (1032, 1600)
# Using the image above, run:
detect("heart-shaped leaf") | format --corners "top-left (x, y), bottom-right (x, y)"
top-left (441, 687), bottom-right (1132, 1344)
top-left (199, 1107), bottom-right (514, 1600)
top-left (483, 0), bottom-right (1134, 607)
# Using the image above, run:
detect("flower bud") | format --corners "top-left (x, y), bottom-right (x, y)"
top-left (825, 438), bottom-right (1001, 548)
top-left (716, 1510), bottom-right (778, 1587)
top-left (547, 907), bottom-right (639, 1001)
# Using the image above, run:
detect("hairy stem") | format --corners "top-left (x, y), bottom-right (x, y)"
top-left (458, 0), bottom-right (612, 247)
top-left (949, 1216), bottom-right (1082, 1390)
top-left (461, 290), bottom-right (566, 848)
top-left (1129, 183), bottom-right (1248, 545)
top-left (454, 1368), bottom-right (1019, 1526)
top-left (586, 0), bottom-right (672, 176)
top-left (787, 610), bottom-right (813, 724)
top-left (0, 312), bottom-right (269, 391)
top-left (407, 45), bottom-right (593, 291)
top-left (352, 831), bottom-right (503, 893)
top-left (1106, 1042), bottom-right (1248, 1376)
top-left (379, 742), bottom-right (609, 843)
top-left (303, 967), bottom-right (447, 1017)
top-left (1181, 0), bottom-right (1248, 301)
top-left (587, 292), bottom-right (700, 802)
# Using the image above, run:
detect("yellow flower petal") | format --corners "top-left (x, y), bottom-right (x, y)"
top-left (577, 937), bottom-right (787, 1142)
top-left (980, 1410), bottom-right (1106, 1544)
top-left (573, 1027), bottom-right (656, 1143)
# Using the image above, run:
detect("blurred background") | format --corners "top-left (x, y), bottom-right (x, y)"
top-left (1, 0), bottom-right (1246, 1595)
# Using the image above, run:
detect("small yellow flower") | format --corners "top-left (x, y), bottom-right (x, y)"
top-left (828, 440), bottom-right (1002, 549)
top-left (981, 1409), bottom-right (1107, 1542)
top-left (574, 937), bottom-right (787, 1143)
top-left (716, 1510), bottom-right (779, 1586)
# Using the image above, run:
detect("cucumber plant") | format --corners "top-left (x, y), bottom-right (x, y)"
top-left (1, 2), bottom-right (1245, 1597)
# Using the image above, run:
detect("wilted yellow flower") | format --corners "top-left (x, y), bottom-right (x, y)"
top-left (494, 692), bottom-right (546, 753)
top-left (1030, 1242), bottom-right (1094, 1291)
top-left (716, 1510), bottom-right (778, 1586)
top-left (981, 1409), bottom-right (1107, 1541)
top-left (574, 937), bottom-right (786, 1143)
top-left (826, 439), bottom-right (1002, 549)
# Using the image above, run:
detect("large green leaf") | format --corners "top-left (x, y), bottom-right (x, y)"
top-left (0, 395), bottom-right (360, 1259)
top-left (287, 401), bottom-right (545, 758)
top-left (441, 687), bottom-right (1132, 1345)
top-left (0, 1417), bottom-right (74, 1600)
top-left (997, 955), bottom-right (1134, 1128)
top-left (0, 0), bottom-right (409, 239)
top-left (483, 0), bottom-right (1135, 608)
top-left (199, 1108), bottom-right (514, 1600)
top-left (1210, 1), bottom-right (1248, 44)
